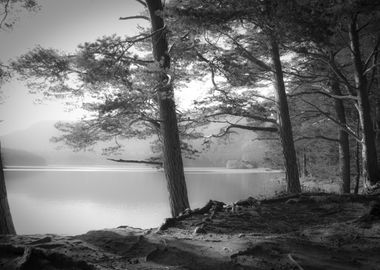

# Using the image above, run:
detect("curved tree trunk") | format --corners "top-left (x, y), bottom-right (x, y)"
top-left (269, 34), bottom-right (301, 194)
top-left (146, 0), bottom-right (190, 217)
top-left (0, 143), bottom-right (16, 234)
top-left (348, 16), bottom-right (380, 188)
top-left (330, 74), bottom-right (351, 193)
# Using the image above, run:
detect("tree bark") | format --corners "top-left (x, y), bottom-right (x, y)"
top-left (330, 74), bottom-right (351, 193)
top-left (269, 34), bottom-right (301, 193)
top-left (0, 143), bottom-right (16, 234)
top-left (354, 134), bottom-right (361, 194)
top-left (302, 148), bottom-right (309, 177)
top-left (375, 97), bottom-right (380, 163)
top-left (348, 16), bottom-right (380, 187)
top-left (146, 0), bottom-right (190, 217)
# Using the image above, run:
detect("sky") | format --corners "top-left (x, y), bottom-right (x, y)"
top-left (0, 0), bottom-right (150, 134)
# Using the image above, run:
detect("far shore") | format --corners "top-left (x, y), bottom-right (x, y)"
top-left (4, 165), bottom-right (284, 173)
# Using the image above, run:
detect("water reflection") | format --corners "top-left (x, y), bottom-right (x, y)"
top-left (5, 169), bottom-right (284, 235)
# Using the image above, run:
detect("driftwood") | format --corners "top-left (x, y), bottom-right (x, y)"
top-left (107, 158), bottom-right (163, 166)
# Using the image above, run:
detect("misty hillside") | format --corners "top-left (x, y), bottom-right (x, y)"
top-left (2, 148), bottom-right (47, 166)
top-left (0, 121), bottom-right (269, 167)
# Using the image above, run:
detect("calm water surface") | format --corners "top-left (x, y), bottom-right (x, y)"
top-left (5, 167), bottom-right (284, 235)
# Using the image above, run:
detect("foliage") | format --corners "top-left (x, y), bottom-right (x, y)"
top-left (12, 31), bottom-right (201, 160)
top-left (0, 0), bottom-right (39, 30)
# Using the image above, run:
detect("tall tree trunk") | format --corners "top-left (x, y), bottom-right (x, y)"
top-left (374, 51), bottom-right (380, 164)
top-left (302, 148), bottom-right (309, 177)
top-left (146, 0), bottom-right (190, 217)
top-left (0, 143), bottom-right (16, 234)
top-left (375, 97), bottom-right (380, 162)
top-left (354, 124), bottom-right (361, 194)
top-left (330, 74), bottom-right (351, 193)
top-left (348, 16), bottom-right (380, 187)
top-left (269, 34), bottom-right (301, 193)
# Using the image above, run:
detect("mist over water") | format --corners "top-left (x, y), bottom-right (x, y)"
top-left (5, 168), bottom-right (284, 235)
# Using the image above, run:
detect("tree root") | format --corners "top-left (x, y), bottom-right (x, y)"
top-left (0, 244), bottom-right (95, 270)
top-left (158, 200), bottom-right (225, 231)
top-left (355, 200), bottom-right (380, 224)
top-left (288, 253), bottom-right (304, 270)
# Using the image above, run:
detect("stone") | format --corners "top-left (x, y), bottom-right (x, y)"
top-left (193, 226), bottom-right (207, 235)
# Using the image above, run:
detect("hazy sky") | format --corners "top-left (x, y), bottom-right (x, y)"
top-left (0, 0), bottom-right (148, 134)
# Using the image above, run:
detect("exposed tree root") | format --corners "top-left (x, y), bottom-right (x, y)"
top-left (0, 244), bottom-right (95, 270)
top-left (288, 253), bottom-right (304, 270)
top-left (158, 200), bottom-right (225, 231)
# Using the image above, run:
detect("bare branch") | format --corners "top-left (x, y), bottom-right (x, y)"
top-left (119, 15), bottom-right (150, 21)
top-left (227, 123), bottom-right (278, 132)
top-left (221, 31), bottom-right (272, 72)
top-left (288, 90), bottom-right (358, 101)
top-left (135, 0), bottom-right (147, 8)
top-left (300, 98), bottom-right (361, 143)
top-left (125, 26), bottom-right (166, 44)
top-left (294, 135), bottom-right (339, 143)
top-left (0, 0), bottom-right (11, 29)
top-left (206, 112), bottom-right (277, 124)
top-left (364, 62), bottom-right (380, 76)
top-left (364, 34), bottom-right (380, 69)
top-left (107, 158), bottom-right (162, 166)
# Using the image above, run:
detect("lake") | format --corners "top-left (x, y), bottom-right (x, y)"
top-left (5, 167), bottom-right (284, 235)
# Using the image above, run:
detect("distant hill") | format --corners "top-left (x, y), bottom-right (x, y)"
top-left (0, 120), bottom-right (269, 167)
top-left (2, 148), bottom-right (47, 166)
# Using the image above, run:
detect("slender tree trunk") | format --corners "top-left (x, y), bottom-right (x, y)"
top-left (146, 0), bottom-right (190, 217)
top-left (330, 74), bottom-right (350, 193)
top-left (354, 137), bottom-right (361, 194)
top-left (0, 143), bottom-right (16, 234)
top-left (374, 51), bottom-right (380, 164)
top-left (375, 97), bottom-right (380, 162)
top-left (269, 34), bottom-right (301, 193)
top-left (348, 16), bottom-right (380, 187)
top-left (302, 148), bottom-right (308, 177)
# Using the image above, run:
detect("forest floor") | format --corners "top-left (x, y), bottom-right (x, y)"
top-left (1, 192), bottom-right (380, 270)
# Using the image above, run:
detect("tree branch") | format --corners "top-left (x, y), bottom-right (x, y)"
top-left (222, 32), bottom-right (272, 72)
top-left (227, 123), bottom-right (278, 132)
top-left (135, 0), bottom-right (147, 8)
top-left (0, 0), bottom-right (11, 29)
top-left (294, 135), bottom-right (339, 143)
top-left (288, 90), bottom-right (358, 101)
top-left (364, 34), bottom-right (380, 69)
top-left (206, 112), bottom-right (277, 124)
top-left (119, 15), bottom-right (150, 21)
top-left (107, 158), bottom-right (162, 166)
top-left (124, 26), bottom-right (166, 44)
top-left (300, 98), bottom-right (361, 143)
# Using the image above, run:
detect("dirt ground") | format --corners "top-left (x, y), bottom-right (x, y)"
top-left (1, 193), bottom-right (380, 270)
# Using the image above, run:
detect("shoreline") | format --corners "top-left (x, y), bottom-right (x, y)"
top-left (1, 193), bottom-right (379, 269)
top-left (4, 166), bottom-right (283, 173)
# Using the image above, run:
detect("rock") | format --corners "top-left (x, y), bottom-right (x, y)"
top-left (368, 201), bottom-right (380, 218)
top-left (30, 236), bottom-right (52, 245)
top-left (202, 217), bottom-right (211, 222)
top-left (158, 218), bottom-right (176, 231)
top-left (236, 196), bottom-right (259, 207)
top-left (248, 210), bottom-right (260, 217)
top-left (193, 226), bottom-right (207, 235)
top-left (128, 258), bottom-right (139, 264)
top-left (285, 198), bottom-right (300, 204)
